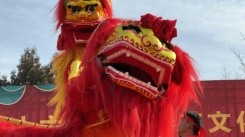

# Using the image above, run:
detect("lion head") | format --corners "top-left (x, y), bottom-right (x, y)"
top-left (62, 14), bottom-right (202, 137)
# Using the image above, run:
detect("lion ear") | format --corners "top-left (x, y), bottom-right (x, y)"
top-left (102, 0), bottom-right (113, 18)
top-left (55, 0), bottom-right (67, 30)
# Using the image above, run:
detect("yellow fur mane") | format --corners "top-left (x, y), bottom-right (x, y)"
top-left (49, 46), bottom-right (85, 122)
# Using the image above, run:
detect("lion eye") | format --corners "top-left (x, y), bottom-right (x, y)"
top-left (68, 5), bottom-right (81, 13)
top-left (86, 4), bottom-right (98, 13)
top-left (122, 25), bottom-right (142, 34)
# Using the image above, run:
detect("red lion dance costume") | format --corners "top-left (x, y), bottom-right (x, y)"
top-left (0, 0), bottom-right (203, 137)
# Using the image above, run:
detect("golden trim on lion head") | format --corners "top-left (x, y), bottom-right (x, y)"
top-left (97, 18), bottom-right (177, 99)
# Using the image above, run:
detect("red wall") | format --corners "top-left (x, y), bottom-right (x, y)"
top-left (1, 80), bottom-right (245, 136)
top-left (189, 80), bottom-right (245, 137)
top-left (0, 85), bottom-right (55, 124)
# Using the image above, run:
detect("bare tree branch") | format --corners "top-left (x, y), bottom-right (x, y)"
top-left (230, 47), bottom-right (245, 73)
top-left (221, 64), bottom-right (230, 79)
top-left (221, 32), bottom-right (245, 80)
top-left (239, 30), bottom-right (245, 40)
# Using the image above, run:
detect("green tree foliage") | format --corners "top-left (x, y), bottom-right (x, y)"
top-left (16, 47), bottom-right (42, 85)
top-left (8, 47), bottom-right (54, 85)
top-left (0, 47), bottom-right (55, 86)
top-left (10, 70), bottom-right (19, 85)
top-left (0, 75), bottom-right (10, 86)
top-left (40, 62), bottom-right (54, 84)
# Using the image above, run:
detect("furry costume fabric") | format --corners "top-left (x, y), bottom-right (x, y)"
top-left (56, 16), bottom-right (202, 136)
top-left (0, 1), bottom-right (202, 136)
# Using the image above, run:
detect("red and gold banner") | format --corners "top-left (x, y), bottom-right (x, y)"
top-left (189, 80), bottom-right (245, 137)
top-left (0, 81), bottom-right (245, 136)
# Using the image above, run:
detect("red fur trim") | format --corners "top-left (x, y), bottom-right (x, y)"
top-left (63, 18), bottom-right (179, 136)
top-left (55, 18), bottom-right (122, 136)
top-left (54, 0), bottom-right (66, 30)
top-left (57, 26), bottom-right (77, 51)
top-left (59, 18), bottom-right (202, 137)
top-left (140, 13), bottom-right (177, 42)
top-left (168, 46), bottom-right (203, 115)
top-left (81, 18), bottom-right (122, 65)
top-left (103, 0), bottom-right (113, 18)
top-left (0, 120), bottom-right (77, 137)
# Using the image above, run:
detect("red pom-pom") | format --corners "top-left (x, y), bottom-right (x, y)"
top-left (140, 13), bottom-right (177, 42)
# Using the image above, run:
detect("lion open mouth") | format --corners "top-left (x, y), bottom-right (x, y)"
top-left (97, 41), bottom-right (170, 99)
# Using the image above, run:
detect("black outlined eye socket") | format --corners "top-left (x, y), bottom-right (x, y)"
top-left (68, 5), bottom-right (81, 13)
top-left (122, 25), bottom-right (142, 34)
top-left (86, 4), bottom-right (98, 13)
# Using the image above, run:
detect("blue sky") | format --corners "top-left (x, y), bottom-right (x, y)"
top-left (0, 0), bottom-right (245, 80)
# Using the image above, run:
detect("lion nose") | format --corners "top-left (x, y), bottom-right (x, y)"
top-left (78, 12), bottom-right (88, 20)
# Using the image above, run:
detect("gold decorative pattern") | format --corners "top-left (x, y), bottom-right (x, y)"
top-left (106, 24), bottom-right (176, 65)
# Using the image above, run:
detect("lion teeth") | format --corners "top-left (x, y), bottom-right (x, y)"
top-left (156, 66), bottom-right (161, 72)
top-left (126, 51), bottom-right (131, 57)
top-left (151, 86), bottom-right (157, 90)
top-left (119, 72), bottom-right (124, 76)
top-left (125, 72), bottom-right (129, 78)
top-left (137, 80), bottom-right (141, 84)
top-left (146, 82), bottom-right (151, 88)
top-left (108, 66), bottom-right (158, 91)
top-left (132, 78), bottom-right (137, 82)
top-left (107, 50), bottom-right (126, 60)
top-left (141, 82), bottom-right (146, 86)
top-left (108, 66), bottom-right (119, 73)
top-left (107, 48), bottom-right (163, 74)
